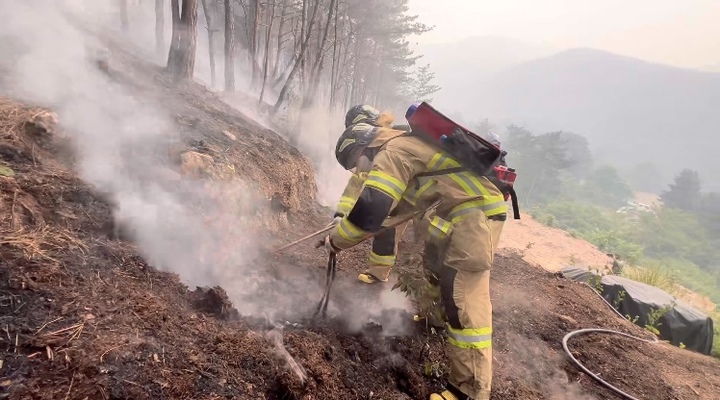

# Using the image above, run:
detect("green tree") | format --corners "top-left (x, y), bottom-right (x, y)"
top-left (578, 166), bottom-right (634, 208)
top-left (505, 126), bottom-right (574, 206)
top-left (556, 131), bottom-right (593, 178)
top-left (660, 169), bottom-right (701, 211)
top-left (633, 208), bottom-right (715, 267)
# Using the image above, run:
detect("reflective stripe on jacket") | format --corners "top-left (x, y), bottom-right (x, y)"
top-left (330, 135), bottom-right (508, 250)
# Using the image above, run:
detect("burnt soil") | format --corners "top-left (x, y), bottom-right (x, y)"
top-left (2, 39), bottom-right (720, 400)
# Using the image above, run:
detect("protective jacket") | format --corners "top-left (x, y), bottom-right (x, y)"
top-left (333, 124), bottom-right (407, 282)
top-left (329, 133), bottom-right (507, 400)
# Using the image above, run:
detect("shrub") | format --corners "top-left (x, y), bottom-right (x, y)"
top-left (621, 265), bottom-right (678, 296)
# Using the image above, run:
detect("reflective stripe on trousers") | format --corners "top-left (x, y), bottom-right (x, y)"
top-left (447, 326), bottom-right (492, 349)
top-left (369, 251), bottom-right (395, 266)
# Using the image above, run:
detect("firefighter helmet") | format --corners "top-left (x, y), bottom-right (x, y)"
top-left (335, 123), bottom-right (379, 170)
top-left (344, 104), bottom-right (381, 128)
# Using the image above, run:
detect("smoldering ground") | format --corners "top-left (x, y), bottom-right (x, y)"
top-left (0, 0), bottom-right (413, 336)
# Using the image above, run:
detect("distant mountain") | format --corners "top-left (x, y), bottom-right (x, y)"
top-left (439, 48), bottom-right (720, 190)
top-left (700, 63), bottom-right (720, 73)
top-left (415, 36), bottom-right (556, 115)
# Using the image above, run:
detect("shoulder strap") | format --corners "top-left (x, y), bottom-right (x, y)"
top-left (415, 167), bottom-right (466, 178)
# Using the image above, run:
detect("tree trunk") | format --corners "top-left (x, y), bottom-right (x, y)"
top-left (298, 0), bottom-right (307, 96)
top-left (270, 0), bottom-right (288, 82)
top-left (119, 0), bottom-right (129, 33)
top-left (328, 0), bottom-right (339, 109)
top-left (200, 0), bottom-right (217, 87)
top-left (249, 0), bottom-right (260, 86)
top-left (223, 0), bottom-right (235, 92)
top-left (272, 0), bottom-right (321, 114)
top-left (258, 0), bottom-right (276, 105)
top-left (167, 0), bottom-right (199, 80)
top-left (303, 0), bottom-right (336, 109)
top-left (155, 0), bottom-right (165, 57)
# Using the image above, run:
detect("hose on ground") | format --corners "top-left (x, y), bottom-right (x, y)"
top-left (562, 280), bottom-right (660, 400)
top-left (562, 328), bottom-right (658, 400)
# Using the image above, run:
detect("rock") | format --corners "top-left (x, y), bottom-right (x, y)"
top-left (180, 151), bottom-right (214, 176)
top-left (557, 313), bottom-right (578, 326)
top-left (270, 192), bottom-right (290, 212)
top-left (222, 130), bottom-right (237, 141)
top-left (30, 110), bottom-right (59, 135)
top-left (0, 165), bottom-right (14, 177)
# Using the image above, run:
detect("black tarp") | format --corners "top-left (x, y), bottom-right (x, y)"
top-left (561, 266), bottom-right (715, 355)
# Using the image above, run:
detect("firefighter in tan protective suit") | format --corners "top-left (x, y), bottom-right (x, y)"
top-left (322, 121), bottom-right (507, 400)
top-left (332, 104), bottom-right (410, 284)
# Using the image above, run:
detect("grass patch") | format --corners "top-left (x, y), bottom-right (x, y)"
top-left (621, 266), bottom-right (679, 297)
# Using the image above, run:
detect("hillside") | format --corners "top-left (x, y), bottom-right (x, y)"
top-left (436, 48), bottom-right (720, 190)
top-left (498, 212), bottom-right (717, 315)
top-left (415, 36), bottom-right (556, 119)
top-left (1, 35), bottom-right (720, 400)
top-left (498, 212), bottom-right (613, 272)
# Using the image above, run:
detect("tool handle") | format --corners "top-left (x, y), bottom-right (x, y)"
top-left (314, 199), bottom-right (442, 249)
top-left (274, 224), bottom-right (335, 253)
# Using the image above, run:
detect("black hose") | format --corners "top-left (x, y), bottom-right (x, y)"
top-left (562, 328), bottom-right (658, 400)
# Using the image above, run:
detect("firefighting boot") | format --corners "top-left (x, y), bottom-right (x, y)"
top-left (430, 383), bottom-right (473, 400)
top-left (430, 390), bottom-right (469, 400)
top-left (357, 264), bottom-right (391, 284)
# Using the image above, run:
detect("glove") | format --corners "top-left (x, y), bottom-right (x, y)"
top-left (326, 213), bottom-right (344, 228)
top-left (317, 235), bottom-right (340, 255)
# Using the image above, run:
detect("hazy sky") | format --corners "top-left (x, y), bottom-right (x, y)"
top-left (409, 0), bottom-right (720, 69)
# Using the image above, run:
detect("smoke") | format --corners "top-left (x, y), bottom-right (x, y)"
top-left (0, 1), bottom-right (262, 295)
top-left (503, 333), bottom-right (598, 400)
top-left (263, 328), bottom-right (308, 384)
top-left (0, 0), bottom-right (413, 332)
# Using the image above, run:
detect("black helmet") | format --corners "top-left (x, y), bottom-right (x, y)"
top-left (344, 104), bottom-right (380, 128)
top-left (335, 123), bottom-right (379, 170)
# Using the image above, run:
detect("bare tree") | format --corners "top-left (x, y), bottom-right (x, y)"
top-left (302, 0), bottom-right (336, 108)
top-left (223, 0), bottom-right (235, 92)
top-left (155, 0), bottom-right (165, 57)
top-left (248, 0), bottom-right (260, 86)
top-left (258, 0), bottom-right (277, 105)
top-left (119, 0), bottom-right (129, 33)
top-left (272, 0), bottom-right (321, 114)
top-left (200, 0), bottom-right (217, 87)
top-left (167, 0), bottom-right (199, 80)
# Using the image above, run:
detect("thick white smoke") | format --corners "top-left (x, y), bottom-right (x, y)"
top-left (0, 0), bottom-right (412, 329)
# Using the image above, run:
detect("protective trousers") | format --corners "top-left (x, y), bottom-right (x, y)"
top-left (438, 213), bottom-right (505, 400)
top-left (363, 226), bottom-right (398, 282)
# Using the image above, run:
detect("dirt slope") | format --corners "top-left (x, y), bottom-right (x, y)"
top-left (498, 214), bottom-right (613, 272)
top-left (2, 50), bottom-right (720, 400)
top-left (498, 214), bottom-right (717, 314)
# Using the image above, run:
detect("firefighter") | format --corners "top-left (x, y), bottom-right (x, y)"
top-left (332, 105), bottom-right (409, 284)
top-left (322, 123), bottom-right (508, 400)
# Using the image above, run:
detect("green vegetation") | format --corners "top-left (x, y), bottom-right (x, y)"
top-left (621, 266), bottom-right (679, 297)
top-left (503, 125), bottom-right (720, 357)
